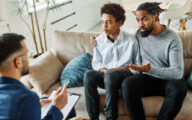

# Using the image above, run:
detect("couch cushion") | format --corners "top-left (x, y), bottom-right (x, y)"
top-left (52, 30), bottom-right (98, 65)
top-left (184, 58), bottom-right (192, 79)
top-left (43, 81), bottom-right (61, 97)
top-left (21, 49), bottom-right (64, 94)
top-left (60, 53), bottom-right (91, 88)
top-left (177, 31), bottom-right (192, 79)
top-left (177, 30), bottom-right (192, 58)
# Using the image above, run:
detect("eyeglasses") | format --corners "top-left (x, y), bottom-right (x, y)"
top-left (17, 51), bottom-right (33, 58)
top-left (27, 51), bottom-right (33, 58)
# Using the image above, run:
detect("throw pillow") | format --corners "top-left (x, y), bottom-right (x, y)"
top-left (21, 49), bottom-right (64, 94)
top-left (188, 71), bottom-right (192, 89)
top-left (60, 53), bottom-right (91, 88)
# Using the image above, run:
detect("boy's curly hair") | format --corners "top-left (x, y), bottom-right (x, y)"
top-left (100, 3), bottom-right (126, 24)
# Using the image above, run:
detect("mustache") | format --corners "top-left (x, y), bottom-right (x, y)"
top-left (139, 27), bottom-right (147, 30)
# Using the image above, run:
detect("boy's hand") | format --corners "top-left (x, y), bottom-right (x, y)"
top-left (90, 35), bottom-right (98, 47)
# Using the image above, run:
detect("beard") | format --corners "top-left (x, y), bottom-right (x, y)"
top-left (21, 58), bottom-right (29, 76)
top-left (22, 69), bottom-right (29, 76)
top-left (140, 28), bottom-right (153, 37)
top-left (139, 24), bottom-right (154, 37)
top-left (21, 67), bottom-right (29, 76)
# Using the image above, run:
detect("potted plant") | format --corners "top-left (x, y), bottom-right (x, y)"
top-left (15, 0), bottom-right (59, 56)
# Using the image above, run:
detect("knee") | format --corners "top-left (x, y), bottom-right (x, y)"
top-left (104, 71), bottom-right (118, 87)
top-left (121, 78), bottom-right (135, 92)
top-left (167, 80), bottom-right (187, 98)
top-left (105, 70), bottom-right (117, 80)
top-left (84, 70), bottom-right (96, 86)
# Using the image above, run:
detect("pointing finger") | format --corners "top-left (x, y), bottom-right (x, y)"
top-left (61, 84), bottom-right (67, 94)
top-left (55, 87), bottom-right (62, 96)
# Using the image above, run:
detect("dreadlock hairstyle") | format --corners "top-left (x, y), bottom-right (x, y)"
top-left (136, 2), bottom-right (164, 15)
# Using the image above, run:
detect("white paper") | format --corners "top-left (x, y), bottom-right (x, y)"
top-left (41, 90), bottom-right (80, 120)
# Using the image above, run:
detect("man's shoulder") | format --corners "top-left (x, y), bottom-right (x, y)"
top-left (95, 33), bottom-right (108, 46)
top-left (165, 28), bottom-right (178, 36)
top-left (122, 30), bottom-right (135, 37)
top-left (16, 84), bottom-right (39, 101)
top-left (121, 30), bottom-right (138, 43)
top-left (157, 27), bottom-right (178, 39)
top-left (163, 28), bottom-right (181, 42)
top-left (23, 87), bottom-right (39, 99)
top-left (96, 33), bottom-right (105, 41)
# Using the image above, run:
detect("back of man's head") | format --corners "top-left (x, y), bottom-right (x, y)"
top-left (100, 3), bottom-right (126, 25)
top-left (137, 2), bottom-right (163, 15)
top-left (0, 33), bottom-right (25, 71)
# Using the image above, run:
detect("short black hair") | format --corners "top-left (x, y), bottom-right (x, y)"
top-left (100, 3), bottom-right (126, 24)
top-left (137, 2), bottom-right (163, 15)
top-left (0, 33), bottom-right (25, 64)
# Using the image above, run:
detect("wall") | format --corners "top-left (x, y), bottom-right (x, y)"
top-left (122, 0), bottom-right (182, 10)
top-left (4, 0), bottom-right (108, 56)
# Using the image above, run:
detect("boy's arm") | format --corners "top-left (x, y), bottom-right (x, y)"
top-left (92, 47), bottom-right (106, 71)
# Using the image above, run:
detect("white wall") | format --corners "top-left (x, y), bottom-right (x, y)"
top-left (122, 0), bottom-right (182, 10)
top-left (3, 0), bottom-right (108, 56)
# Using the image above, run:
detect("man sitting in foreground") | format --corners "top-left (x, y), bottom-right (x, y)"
top-left (0, 33), bottom-right (68, 120)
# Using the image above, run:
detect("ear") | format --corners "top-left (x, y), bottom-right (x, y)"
top-left (13, 57), bottom-right (22, 69)
top-left (154, 14), bottom-right (159, 22)
top-left (118, 20), bottom-right (123, 26)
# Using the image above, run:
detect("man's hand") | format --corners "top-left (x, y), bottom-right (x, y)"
top-left (125, 62), bottom-right (151, 72)
top-left (40, 99), bottom-right (52, 107)
top-left (99, 68), bottom-right (108, 74)
top-left (108, 68), bottom-right (130, 73)
top-left (90, 35), bottom-right (98, 47)
top-left (99, 68), bottom-right (108, 77)
top-left (52, 85), bottom-right (68, 110)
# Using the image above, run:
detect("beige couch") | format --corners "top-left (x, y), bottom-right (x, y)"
top-left (21, 30), bottom-right (192, 120)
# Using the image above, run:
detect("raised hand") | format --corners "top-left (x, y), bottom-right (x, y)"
top-left (52, 85), bottom-right (68, 110)
top-left (90, 35), bottom-right (98, 47)
top-left (125, 61), bottom-right (151, 72)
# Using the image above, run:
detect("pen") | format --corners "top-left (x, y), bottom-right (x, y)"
top-left (66, 80), bottom-right (70, 86)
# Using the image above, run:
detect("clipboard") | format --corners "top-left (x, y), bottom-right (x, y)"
top-left (41, 89), bottom-right (81, 120)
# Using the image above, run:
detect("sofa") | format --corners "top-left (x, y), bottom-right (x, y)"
top-left (21, 30), bottom-right (192, 120)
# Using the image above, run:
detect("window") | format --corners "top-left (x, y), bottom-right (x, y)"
top-left (18, 0), bottom-right (68, 13)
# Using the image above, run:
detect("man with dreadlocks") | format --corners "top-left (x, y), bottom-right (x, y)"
top-left (121, 2), bottom-right (187, 120)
